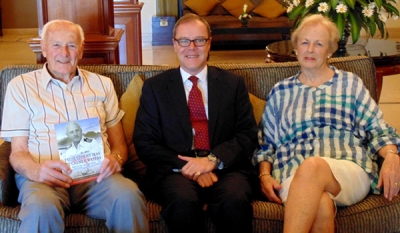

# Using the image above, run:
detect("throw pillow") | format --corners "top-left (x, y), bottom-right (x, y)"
top-left (252, 0), bottom-right (287, 19)
top-left (249, 93), bottom-right (266, 125)
top-left (221, 0), bottom-right (255, 18)
top-left (185, 0), bottom-right (220, 16)
top-left (119, 74), bottom-right (146, 177)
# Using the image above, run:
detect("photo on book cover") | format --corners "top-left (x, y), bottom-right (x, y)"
top-left (54, 117), bottom-right (104, 184)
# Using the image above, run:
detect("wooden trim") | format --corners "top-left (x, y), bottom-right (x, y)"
top-left (114, 1), bottom-right (144, 65)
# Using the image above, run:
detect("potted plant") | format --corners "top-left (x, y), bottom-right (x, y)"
top-left (283, 0), bottom-right (400, 44)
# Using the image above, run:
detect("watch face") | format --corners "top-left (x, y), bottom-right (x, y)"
top-left (208, 155), bottom-right (217, 162)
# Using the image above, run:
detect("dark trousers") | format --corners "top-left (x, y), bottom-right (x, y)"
top-left (152, 171), bottom-right (253, 233)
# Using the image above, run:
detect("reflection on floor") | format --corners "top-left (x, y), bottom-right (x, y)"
top-left (0, 32), bottom-right (399, 131)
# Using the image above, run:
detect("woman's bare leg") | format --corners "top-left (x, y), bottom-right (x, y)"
top-left (283, 157), bottom-right (340, 233)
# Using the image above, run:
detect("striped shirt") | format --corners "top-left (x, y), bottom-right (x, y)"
top-left (0, 64), bottom-right (124, 163)
top-left (252, 66), bottom-right (400, 194)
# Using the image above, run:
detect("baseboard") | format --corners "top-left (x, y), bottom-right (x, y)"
top-left (2, 28), bottom-right (38, 35)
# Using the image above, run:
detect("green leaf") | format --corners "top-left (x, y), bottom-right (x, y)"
top-left (356, 0), bottom-right (369, 6)
top-left (336, 14), bottom-right (345, 38)
top-left (383, 2), bottom-right (400, 16)
top-left (344, 0), bottom-right (356, 9)
top-left (348, 13), bottom-right (361, 43)
top-left (376, 20), bottom-right (385, 38)
top-left (375, 0), bottom-right (383, 8)
top-left (330, 0), bottom-right (339, 8)
top-left (365, 20), bottom-right (376, 36)
top-left (288, 5), bottom-right (306, 20)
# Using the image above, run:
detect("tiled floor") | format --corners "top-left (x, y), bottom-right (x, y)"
top-left (1, 32), bottom-right (400, 131)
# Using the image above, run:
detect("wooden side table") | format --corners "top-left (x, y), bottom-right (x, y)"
top-left (265, 39), bottom-right (400, 101)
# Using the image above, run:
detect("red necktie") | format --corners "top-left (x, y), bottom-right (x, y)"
top-left (188, 76), bottom-right (210, 150)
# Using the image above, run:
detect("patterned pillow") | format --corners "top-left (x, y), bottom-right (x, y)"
top-left (221, 0), bottom-right (255, 18)
top-left (185, 0), bottom-right (220, 16)
top-left (253, 0), bottom-right (287, 19)
top-left (249, 93), bottom-right (266, 125)
top-left (119, 74), bottom-right (146, 177)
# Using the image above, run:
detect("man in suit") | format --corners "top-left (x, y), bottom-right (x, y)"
top-left (134, 13), bottom-right (258, 233)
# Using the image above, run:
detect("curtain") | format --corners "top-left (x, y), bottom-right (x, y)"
top-left (156, 0), bottom-right (178, 17)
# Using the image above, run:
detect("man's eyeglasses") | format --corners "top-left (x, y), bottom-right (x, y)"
top-left (174, 38), bottom-right (210, 47)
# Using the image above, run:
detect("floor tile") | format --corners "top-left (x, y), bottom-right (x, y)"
top-left (379, 103), bottom-right (400, 131)
top-left (379, 74), bottom-right (400, 104)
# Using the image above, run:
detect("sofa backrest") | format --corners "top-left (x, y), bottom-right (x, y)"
top-left (181, 0), bottom-right (265, 16)
top-left (0, 56), bottom-right (377, 127)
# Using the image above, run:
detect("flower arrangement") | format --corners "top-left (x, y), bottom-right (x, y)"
top-left (239, 4), bottom-right (252, 22)
top-left (283, 0), bottom-right (400, 43)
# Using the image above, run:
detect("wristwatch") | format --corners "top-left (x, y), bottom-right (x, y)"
top-left (207, 154), bottom-right (218, 164)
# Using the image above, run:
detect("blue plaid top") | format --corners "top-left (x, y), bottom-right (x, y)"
top-left (253, 66), bottom-right (400, 194)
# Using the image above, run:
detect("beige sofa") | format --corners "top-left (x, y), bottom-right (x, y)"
top-left (0, 56), bottom-right (399, 232)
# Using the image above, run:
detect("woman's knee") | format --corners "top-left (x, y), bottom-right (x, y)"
top-left (296, 157), bottom-right (329, 177)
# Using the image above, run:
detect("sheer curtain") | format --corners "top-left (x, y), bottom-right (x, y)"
top-left (156, 0), bottom-right (178, 17)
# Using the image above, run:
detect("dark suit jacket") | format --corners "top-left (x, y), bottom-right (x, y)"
top-left (134, 66), bottom-right (258, 188)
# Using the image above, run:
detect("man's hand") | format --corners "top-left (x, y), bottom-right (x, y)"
top-left (178, 155), bottom-right (216, 178)
top-left (33, 160), bottom-right (73, 188)
top-left (97, 154), bottom-right (123, 183)
top-left (260, 175), bottom-right (282, 204)
top-left (194, 172), bottom-right (218, 187)
top-left (377, 153), bottom-right (400, 201)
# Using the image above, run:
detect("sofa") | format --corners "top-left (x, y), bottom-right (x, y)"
top-left (180, 0), bottom-right (293, 49)
top-left (0, 56), bottom-right (399, 232)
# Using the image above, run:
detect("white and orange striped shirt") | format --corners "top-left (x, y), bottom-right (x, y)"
top-left (0, 64), bottom-right (124, 163)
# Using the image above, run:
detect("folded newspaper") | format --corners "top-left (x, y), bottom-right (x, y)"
top-left (55, 117), bottom-right (104, 185)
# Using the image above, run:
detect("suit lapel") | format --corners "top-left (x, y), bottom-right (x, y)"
top-left (207, 67), bottom-right (222, 145)
top-left (167, 69), bottom-right (193, 138)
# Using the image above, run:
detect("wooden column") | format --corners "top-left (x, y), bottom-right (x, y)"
top-left (114, 0), bottom-right (144, 65)
top-left (29, 0), bottom-right (123, 65)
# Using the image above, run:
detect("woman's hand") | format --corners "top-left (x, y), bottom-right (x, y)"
top-left (260, 175), bottom-right (283, 204)
top-left (377, 153), bottom-right (400, 201)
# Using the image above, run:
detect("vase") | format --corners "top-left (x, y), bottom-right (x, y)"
top-left (241, 18), bottom-right (249, 27)
top-left (335, 23), bottom-right (351, 57)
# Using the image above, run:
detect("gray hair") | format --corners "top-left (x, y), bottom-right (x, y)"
top-left (291, 14), bottom-right (340, 54)
top-left (41, 20), bottom-right (85, 46)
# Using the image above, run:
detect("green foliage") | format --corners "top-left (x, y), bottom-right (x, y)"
top-left (284, 0), bottom-right (400, 42)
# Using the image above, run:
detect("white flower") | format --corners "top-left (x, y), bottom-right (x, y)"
top-left (293, 0), bottom-right (301, 7)
top-left (362, 6), bottom-right (374, 17)
top-left (379, 10), bottom-right (389, 22)
top-left (393, 15), bottom-right (399, 20)
top-left (287, 3), bottom-right (294, 13)
top-left (318, 2), bottom-right (329, 12)
top-left (305, 0), bottom-right (314, 8)
top-left (368, 2), bottom-right (376, 9)
top-left (335, 3), bottom-right (348, 13)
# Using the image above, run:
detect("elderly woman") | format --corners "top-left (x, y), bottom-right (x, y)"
top-left (253, 14), bottom-right (400, 233)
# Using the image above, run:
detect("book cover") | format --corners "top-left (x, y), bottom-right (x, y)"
top-left (54, 117), bottom-right (104, 185)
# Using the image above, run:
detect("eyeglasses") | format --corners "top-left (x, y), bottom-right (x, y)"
top-left (174, 38), bottom-right (210, 47)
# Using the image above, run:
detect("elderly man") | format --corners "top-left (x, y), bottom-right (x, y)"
top-left (0, 20), bottom-right (148, 232)
top-left (134, 14), bottom-right (258, 233)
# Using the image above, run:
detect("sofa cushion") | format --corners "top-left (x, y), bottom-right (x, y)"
top-left (184, 0), bottom-right (220, 16)
top-left (119, 74), bottom-right (146, 176)
top-left (249, 93), bottom-right (266, 125)
top-left (221, 0), bottom-right (255, 18)
top-left (253, 0), bottom-right (287, 19)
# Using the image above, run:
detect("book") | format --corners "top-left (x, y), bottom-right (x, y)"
top-left (54, 117), bottom-right (104, 185)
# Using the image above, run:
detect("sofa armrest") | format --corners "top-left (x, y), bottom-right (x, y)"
top-left (0, 141), bottom-right (19, 206)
